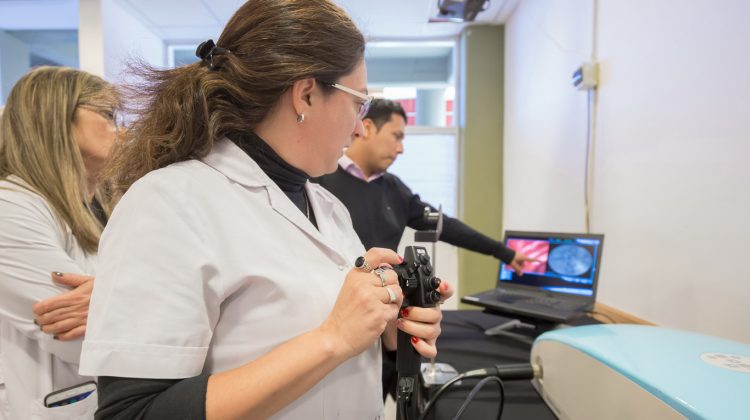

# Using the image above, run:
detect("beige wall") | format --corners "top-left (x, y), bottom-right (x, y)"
top-left (458, 25), bottom-right (506, 303)
top-left (504, 0), bottom-right (750, 343)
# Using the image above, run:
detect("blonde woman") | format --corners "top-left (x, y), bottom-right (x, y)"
top-left (0, 66), bottom-right (120, 419)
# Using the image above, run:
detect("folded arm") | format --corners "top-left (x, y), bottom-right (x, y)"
top-left (0, 194), bottom-right (90, 363)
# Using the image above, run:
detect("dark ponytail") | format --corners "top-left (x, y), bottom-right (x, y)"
top-left (103, 0), bottom-right (365, 196)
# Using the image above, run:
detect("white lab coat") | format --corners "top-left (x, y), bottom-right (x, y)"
top-left (0, 350), bottom-right (8, 419)
top-left (0, 177), bottom-right (97, 419)
top-left (81, 139), bottom-right (384, 419)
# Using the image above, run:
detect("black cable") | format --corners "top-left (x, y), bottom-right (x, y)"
top-left (452, 376), bottom-right (505, 420)
top-left (418, 364), bottom-right (533, 420)
top-left (419, 370), bottom-right (482, 420)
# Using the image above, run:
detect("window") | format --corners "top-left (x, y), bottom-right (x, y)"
top-left (388, 128), bottom-right (457, 217)
top-left (365, 41), bottom-right (458, 216)
top-left (167, 45), bottom-right (199, 68)
top-left (0, 30), bottom-right (78, 104)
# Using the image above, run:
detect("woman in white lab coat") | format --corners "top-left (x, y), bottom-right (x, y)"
top-left (0, 66), bottom-right (120, 419)
top-left (80, 0), bottom-right (452, 419)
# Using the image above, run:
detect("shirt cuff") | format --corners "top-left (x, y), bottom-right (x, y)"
top-left (495, 246), bottom-right (516, 264)
top-left (80, 340), bottom-right (208, 379)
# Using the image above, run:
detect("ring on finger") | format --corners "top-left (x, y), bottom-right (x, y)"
top-left (373, 267), bottom-right (388, 287)
top-left (354, 256), bottom-right (374, 272)
top-left (385, 286), bottom-right (397, 304)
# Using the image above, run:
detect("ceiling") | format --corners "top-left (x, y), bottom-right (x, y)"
top-left (0, 0), bottom-right (519, 42)
top-left (0, 0), bottom-right (518, 74)
top-left (0, 0), bottom-right (78, 30)
top-left (116, 0), bottom-right (519, 42)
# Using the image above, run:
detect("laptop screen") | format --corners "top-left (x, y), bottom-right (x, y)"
top-left (498, 231), bottom-right (604, 297)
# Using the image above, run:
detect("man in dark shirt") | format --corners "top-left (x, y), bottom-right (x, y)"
top-left (313, 98), bottom-right (534, 399)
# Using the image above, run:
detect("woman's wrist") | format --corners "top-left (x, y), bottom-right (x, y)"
top-left (313, 324), bottom-right (352, 362)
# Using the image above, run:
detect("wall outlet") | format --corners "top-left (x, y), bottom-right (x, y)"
top-left (572, 62), bottom-right (598, 90)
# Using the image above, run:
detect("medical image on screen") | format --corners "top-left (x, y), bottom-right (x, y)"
top-left (506, 239), bottom-right (548, 274)
top-left (548, 244), bottom-right (593, 277)
top-left (498, 236), bottom-right (601, 296)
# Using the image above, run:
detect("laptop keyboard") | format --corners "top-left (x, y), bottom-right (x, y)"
top-left (494, 290), bottom-right (582, 310)
top-left (527, 297), bottom-right (582, 310)
top-left (492, 290), bottom-right (527, 303)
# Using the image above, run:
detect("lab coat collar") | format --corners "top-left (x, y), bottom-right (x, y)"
top-left (202, 138), bottom-right (272, 188)
top-left (202, 139), bottom-right (345, 262)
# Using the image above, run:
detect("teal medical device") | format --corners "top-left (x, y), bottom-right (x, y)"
top-left (531, 324), bottom-right (750, 419)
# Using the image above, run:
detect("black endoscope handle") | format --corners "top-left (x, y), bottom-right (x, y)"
top-left (396, 324), bottom-right (421, 420)
top-left (397, 326), bottom-right (421, 375)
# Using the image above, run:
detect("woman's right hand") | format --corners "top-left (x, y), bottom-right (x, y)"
top-left (319, 248), bottom-right (403, 359)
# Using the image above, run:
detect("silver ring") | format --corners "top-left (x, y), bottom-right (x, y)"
top-left (385, 286), bottom-right (397, 304)
top-left (354, 256), bottom-right (373, 272)
top-left (373, 268), bottom-right (387, 287)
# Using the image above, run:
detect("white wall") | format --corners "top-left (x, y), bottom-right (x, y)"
top-left (505, 0), bottom-right (750, 343)
top-left (79, 0), bottom-right (105, 77)
top-left (0, 31), bottom-right (30, 103)
top-left (101, 0), bottom-right (165, 83)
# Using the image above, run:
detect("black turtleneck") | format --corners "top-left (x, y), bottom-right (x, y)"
top-left (229, 132), bottom-right (317, 228)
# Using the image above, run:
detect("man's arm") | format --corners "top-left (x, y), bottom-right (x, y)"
top-left (391, 175), bottom-right (514, 262)
top-left (434, 210), bottom-right (538, 275)
top-left (397, 178), bottom-right (537, 274)
top-left (439, 216), bottom-right (516, 262)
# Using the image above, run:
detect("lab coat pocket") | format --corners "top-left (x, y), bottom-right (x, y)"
top-left (30, 390), bottom-right (97, 420)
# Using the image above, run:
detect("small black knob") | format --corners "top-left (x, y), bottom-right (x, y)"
top-left (428, 290), bottom-right (441, 304)
top-left (420, 265), bottom-right (433, 276)
top-left (430, 277), bottom-right (441, 290)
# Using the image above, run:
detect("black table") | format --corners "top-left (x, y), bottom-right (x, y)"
top-left (426, 310), bottom-right (601, 419)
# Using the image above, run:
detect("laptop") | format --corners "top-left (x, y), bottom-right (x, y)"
top-left (462, 231), bottom-right (604, 323)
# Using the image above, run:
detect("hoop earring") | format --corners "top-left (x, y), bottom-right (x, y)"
top-left (297, 113), bottom-right (305, 123)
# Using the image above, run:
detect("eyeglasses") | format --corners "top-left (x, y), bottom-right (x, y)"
top-left (319, 81), bottom-right (373, 119)
top-left (78, 105), bottom-right (125, 131)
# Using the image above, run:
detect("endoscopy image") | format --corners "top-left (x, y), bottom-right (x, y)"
top-left (506, 238), bottom-right (549, 274)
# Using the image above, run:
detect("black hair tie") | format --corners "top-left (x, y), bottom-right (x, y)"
top-left (195, 39), bottom-right (230, 70)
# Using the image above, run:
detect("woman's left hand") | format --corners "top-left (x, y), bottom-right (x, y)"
top-left (395, 280), bottom-right (454, 359)
top-left (32, 272), bottom-right (94, 340)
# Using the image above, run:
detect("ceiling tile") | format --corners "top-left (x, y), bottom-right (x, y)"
top-left (122, 0), bottom-right (219, 27)
top-left (115, 0), bottom-right (517, 43)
